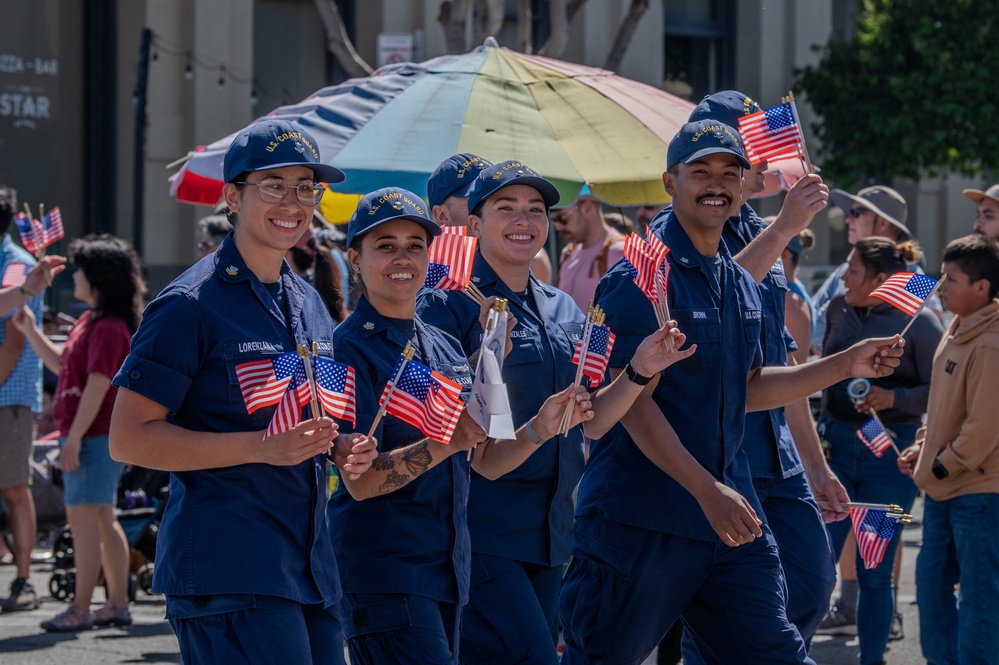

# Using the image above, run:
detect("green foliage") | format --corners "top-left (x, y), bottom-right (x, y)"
top-left (794, 0), bottom-right (999, 185)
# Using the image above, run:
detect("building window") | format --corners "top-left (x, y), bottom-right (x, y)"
top-left (661, 0), bottom-right (735, 101)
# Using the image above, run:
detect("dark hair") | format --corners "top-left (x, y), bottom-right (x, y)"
top-left (852, 236), bottom-right (921, 278)
top-left (198, 214), bottom-right (232, 241)
top-left (943, 234), bottom-right (999, 299)
top-left (0, 184), bottom-right (17, 236)
top-left (313, 243), bottom-right (345, 322)
top-left (70, 234), bottom-right (146, 332)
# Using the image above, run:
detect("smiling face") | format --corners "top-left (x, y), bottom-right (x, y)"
top-left (223, 165), bottom-right (317, 271)
top-left (468, 183), bottom-right (550, 281)
top-left (664, 153), bottom-right (743, 234)
top-left (841, 249), bottom-right (885, 307)
top-left (347, 218), bottom-right (429, 318)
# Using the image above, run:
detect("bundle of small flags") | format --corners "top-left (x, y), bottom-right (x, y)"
top-left (14, 205), bottom-right (64, 256)
top-left (850, 504), bottom-right (909, 570)
top-left (235, 346), bottom-right (356, 439)
top-left (623, 232), bottom-right (674, 351)
top-left (856, 416), bottom-right (895, 458)
top-left (373, 343), bottom-right (465, 444)
top-left (424, 229), bottom-right (478, 292)
top-left (560, 303), bottom-right (616, 435)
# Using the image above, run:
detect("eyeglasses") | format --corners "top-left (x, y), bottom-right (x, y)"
top-left (234, 178), bottom-right (325, 206)
top-left (847, 206), bottom-right (869, 218)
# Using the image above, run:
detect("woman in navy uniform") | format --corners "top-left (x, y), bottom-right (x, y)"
top-left (330, 186), bottom-right (604, 665)
top-left (109, 120), bottom-right (376, 665)
top-left (417, 161), bottom-right (693, 664)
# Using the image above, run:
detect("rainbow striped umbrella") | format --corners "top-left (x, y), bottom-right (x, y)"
top-left (170, 38), bottom-right (695, 207)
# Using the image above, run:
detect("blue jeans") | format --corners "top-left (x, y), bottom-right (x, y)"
top-left (917, 493), bottom-right (999, 665)
top-left (822, 419), bottom-right (919, 665)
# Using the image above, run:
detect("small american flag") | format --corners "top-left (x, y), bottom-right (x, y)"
top-left (13, 213), bottom-right (39, 254)
top-left (235, 352), bottom-right (303, 414)
top-left (737, 103), bottom-right (804, 165)
top-left (40, 207), bottom-right (65, 245)
top-left (424, 233), bottom-right (478, 290)
top-left (266, 364), bottom-right (311, 438)
top-left (856, 417), bottom-right (893, 458)
top-left (624, 233), bottom-right (667, 299)
top-left (312, 355), bottom-right (357, 425)
top-left (869, 272), bottom-right (938, 317)
top-left (379, 355), bottom-right (464, 444)
top-left (850, 506), bottom-right (899, 570)
top-left (441, 225), bottom-right (468, 236)
top-left (572, 324), bottom-right (616, 388)
top-left (2, 262), bottom-right (29, 288)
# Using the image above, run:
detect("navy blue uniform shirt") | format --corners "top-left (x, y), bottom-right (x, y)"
top-left (112, 236), bottom-right (341, 605)
top-left (417, 250), bottom-right (585, 566)
top-left (328, 296), bottom-right (473, 604)
top-left (577, 212), bottom-right (765, 542)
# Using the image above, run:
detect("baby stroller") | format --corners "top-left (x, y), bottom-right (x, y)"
top-left (49, 464), bottom-right (169, 602)
top-left (0, 439), bottom-right (67, 560)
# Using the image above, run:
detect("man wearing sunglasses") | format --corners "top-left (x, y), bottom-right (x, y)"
top-left (810, 185), bottom-right (940, 355)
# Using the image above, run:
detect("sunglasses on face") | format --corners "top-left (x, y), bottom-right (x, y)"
top-left (847, 206), bottom-right (869, 218)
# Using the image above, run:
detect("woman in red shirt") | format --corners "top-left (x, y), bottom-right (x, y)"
top-left (14, 234), bottom-right (145, 632)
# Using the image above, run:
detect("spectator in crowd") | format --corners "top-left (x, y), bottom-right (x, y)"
top-left (634, 204), bottom-right (663, 238)
top-left (196, 213), bottom-right (232, 259)
top-left (817, 236), bottom-right (944, 664)
top-left (898, 233), bottom-right (999, 665)
top-left (553, 190), bottom-right (626, 311)
top-left (0, 184), bottom-right (64, 614)
top-left (14, 235), bottom-right (146, 631)
top-left (286, 224), bottom-right (348, 323)
top-left (964, 183), bottom-right (999, 240)
top-left (604, 211), bottom-right (636, 236)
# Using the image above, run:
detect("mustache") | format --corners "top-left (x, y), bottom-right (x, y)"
top-left (695, 193), bottom-right (733, 206)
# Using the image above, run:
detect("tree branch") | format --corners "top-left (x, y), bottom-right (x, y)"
top-left (313, 0), bottom-right (373, 78)
top-left (603, 0), bottom-right (650, 71)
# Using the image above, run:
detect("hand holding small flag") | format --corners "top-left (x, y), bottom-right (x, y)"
top-left (868, 272), bottom-right (945, 344)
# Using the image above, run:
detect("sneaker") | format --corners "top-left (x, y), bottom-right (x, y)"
top-left (40, 605), bottom-right (93, 632)
top-left (92, 602), bottom-right (132, 627)
top-left (889, 612), bottom-right (904, 641)
top-left (815, 605), bottom-right (857, 636)
top-left (2, 577), bottom-right (39, 612)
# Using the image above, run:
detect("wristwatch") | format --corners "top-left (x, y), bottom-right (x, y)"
top-left (524, 418), bottom-right (546, 445)
top-left (625, 362), bottom-right (653, 386)
top-left (931, 458), bottom-right (949, 480)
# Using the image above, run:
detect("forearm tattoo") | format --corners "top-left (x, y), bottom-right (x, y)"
top-left (373, 441), bottom-right (434, 495)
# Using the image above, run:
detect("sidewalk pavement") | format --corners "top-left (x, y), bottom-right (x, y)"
top-left (1, 497), bottom-right (926, 664)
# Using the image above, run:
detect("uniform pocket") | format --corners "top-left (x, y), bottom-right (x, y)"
top-left (341, 594), bottom-right (412, 638)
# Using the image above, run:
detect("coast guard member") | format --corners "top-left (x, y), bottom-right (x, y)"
top-left (418, 161), bottom-right (694, 664)
top-left (558, 120), bottom-right (904, 665)
top-left (109, 119), bottom-right (376, 665)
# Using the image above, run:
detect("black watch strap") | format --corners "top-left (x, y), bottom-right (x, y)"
top-left (931, 458), bottom-right (949, 480)
top-left (625, 362), bottom-right (653, 386)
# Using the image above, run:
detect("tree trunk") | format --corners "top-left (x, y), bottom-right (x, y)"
top-left (603, 0), bottom-right (649, 71)
top-left (516, 0), bottom-right (533, 54)
top-left (473, 0), bottom-right (505, 46)
top-left (439, 0), bottom-right (471, 54)
top-left (537, 0), bottom-right (569, 57)
top-left (313, 0), bottom-right (373, 78)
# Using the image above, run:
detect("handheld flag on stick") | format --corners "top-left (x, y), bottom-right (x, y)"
top-left (850, 506), bottom-right (904, 570)
top-left (425, 233), bottom-right (478, 291)
top-left (312, 353), bottom-right (357, 426)
top-left (234, 351), bottom-right (312, 438)
top-left (374, 344), bottom-right (465, 444)
top-left (572, 320), bottom-right (616, 389)
top-left (856, 416), bottom-right (898, 458)
top-left (737, 94), bottom-right (809, 171)
top-left (623, 232), bottom-right (675, 352)
top-left (13, 204), bottom-right (64, 257)
top-left (869, 272), bottom-right (946, 343)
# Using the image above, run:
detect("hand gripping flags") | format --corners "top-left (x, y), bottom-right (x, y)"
top-left (736, 102), bottom-right (804, 165)
top-left (424, 232), bottom-right (478, 290)
top-left (379, 354), bottom-right (464, 444)
top-left (236, 351), bottom-right (356, 438)
top-left (572, 323), bottom-right (616, 388)
top-left (856, 417), bottom-right (893, 458)
top-left (13, 207), bottom-right (64, 256)
top-left (869, 272), bottom-right (939, 317)
top-left (850, 506), bottom-right (900, 570)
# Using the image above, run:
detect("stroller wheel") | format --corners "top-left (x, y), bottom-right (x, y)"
top-left (49, 569), bottom-right (75, 602)
top-left (128, 572), bottom-right (138, 603)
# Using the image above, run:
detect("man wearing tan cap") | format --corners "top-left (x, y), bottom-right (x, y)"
top-left (810, 185), bottom-right (938, 353)
top-left (964, 184), bottom-right (999, 240)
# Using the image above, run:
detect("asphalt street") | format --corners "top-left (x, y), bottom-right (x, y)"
top-left (0, 498), bottom-right (927, 664)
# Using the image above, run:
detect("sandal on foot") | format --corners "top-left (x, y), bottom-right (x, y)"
top-left (41, 605), bottom-right (94, 632)
top-left (93, 602), bottom-right (132, 627)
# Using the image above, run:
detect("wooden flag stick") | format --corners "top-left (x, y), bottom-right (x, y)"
top-left (816, 500), bottom-right (912, 522)
top-left (366, 343), bottom-right (416, 439)
top-left (786, 94), bottom-right (814, 174)
top-left (561, 304), bottom-right (594, 435)
top-left (464, 282), bottom-right (485, 304)
top-left (297, 344), bottom-right (322, 420)
top-left (311, 342), bottom-right (327, 418)
top-left (653, 274), bottom-right (675, 353)
top-left (896, 274), bottom-right (947, 343)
